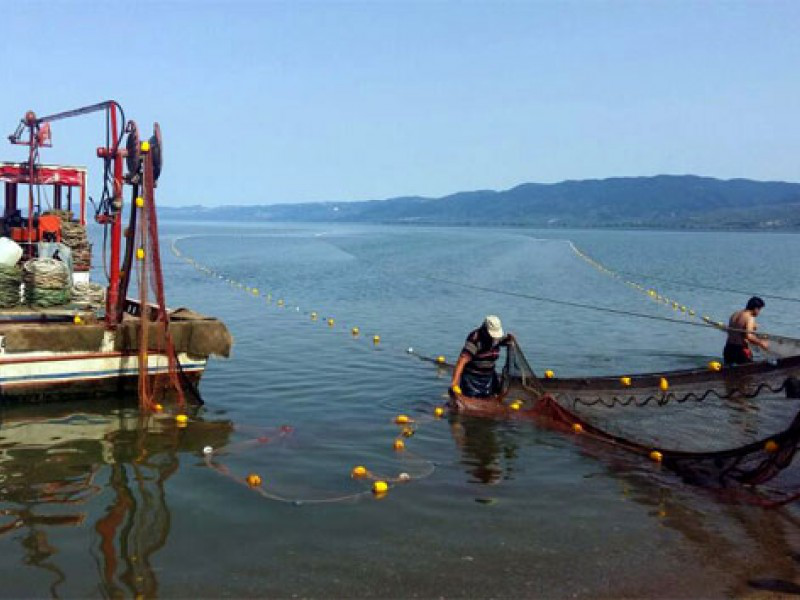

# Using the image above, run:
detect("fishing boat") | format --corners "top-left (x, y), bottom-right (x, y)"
top-left (446, 342), bottom-right (800, 504)
top-left (448, 341), bottom-right (800, 418)
top-left (0, 102), bottom-right (231, 403)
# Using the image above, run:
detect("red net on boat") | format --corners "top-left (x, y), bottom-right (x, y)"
top-left (133, 143), bottom-right (185, 411)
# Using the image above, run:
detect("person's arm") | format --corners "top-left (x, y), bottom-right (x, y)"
top-left (745, 316), bottom-right (769, 351)
top-left (451, 353), bottom-right (470, 391)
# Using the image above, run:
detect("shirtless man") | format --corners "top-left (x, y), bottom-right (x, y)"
top-left (723, 296), bottom-right (769, 365)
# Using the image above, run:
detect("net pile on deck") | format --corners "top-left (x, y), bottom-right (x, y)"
top-left (44, 210), bottom-right (92, 270)
top-left (0, 264), bottom-right (22, 308)
top-left (22, 257), bottom-right (71, 307)
top-left (71, 281), bottom-right (105, 309)
top-left (458, 342), bottom-right (800, 506)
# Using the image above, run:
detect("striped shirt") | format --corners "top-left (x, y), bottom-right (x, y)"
top-left (461, 327), bottom-right (510, 375)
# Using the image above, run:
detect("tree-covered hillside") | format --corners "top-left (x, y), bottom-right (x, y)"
top-left (161, 175), bottom-right (800, 230)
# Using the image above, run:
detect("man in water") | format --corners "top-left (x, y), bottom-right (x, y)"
top-left (451, 315), bottom-right (514, 398)
top-left (723, 296), bottom-right (769, 365)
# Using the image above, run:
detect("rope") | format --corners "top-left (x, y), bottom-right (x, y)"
top-left (569, 241), bottom-right (711, 320)
top-left (568, 242), bottom-right (800, 353)
top-left (0, 264), bottom-right (22, 308)
top-left (567, 379), bottom-right (789, 409)
top-left (420, 273), bottom-right (800, 345)
top-left (202, 417), bottom-right (437, 505)
top-left (614, 268), bottom-right (800, 305)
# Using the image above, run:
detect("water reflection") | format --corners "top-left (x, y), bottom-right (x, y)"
top-left (447, 401), bottom-right (800, 592)
top-left (609, 460), bottom-right (800, 594)
top-left (449, 415), bottom-right (519, 485)
top-left (0, 400), bottom-right (232, 598)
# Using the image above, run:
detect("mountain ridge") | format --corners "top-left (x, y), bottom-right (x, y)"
top-left (160, 175), bottom-right (800, 230)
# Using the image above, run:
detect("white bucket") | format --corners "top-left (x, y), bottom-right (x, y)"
top-left (0, 237), bottom-right (22, 267)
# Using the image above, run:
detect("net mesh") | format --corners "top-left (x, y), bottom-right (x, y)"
top-left (134, 146), bottom-right (185, 411)
top-left (452, 342), bottom-right (800, 506)
top-left (763, 333), bottom-right (800, 358)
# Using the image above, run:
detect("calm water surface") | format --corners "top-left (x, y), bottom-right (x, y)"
top-left (2, 223), bottom-right (800, 598)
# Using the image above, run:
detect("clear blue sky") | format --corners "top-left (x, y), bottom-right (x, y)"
top-left (3, 1), bottom-right (799, 206)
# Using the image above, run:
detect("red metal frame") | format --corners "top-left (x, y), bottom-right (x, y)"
top-left (1, 163), bottom-right (87, 247)
top-left (7, 101), bottom-right (126, 327)
top-left (0, 163), bottom-right (87, 186)
top-left (103, 104), bottom-right (124, 327)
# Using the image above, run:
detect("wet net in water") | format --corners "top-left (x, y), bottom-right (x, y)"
top-left (452, 342), bottom-right (800, 506)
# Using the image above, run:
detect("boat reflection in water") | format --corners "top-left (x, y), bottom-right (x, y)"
top-left (0, 398), bottom-right (232, 597)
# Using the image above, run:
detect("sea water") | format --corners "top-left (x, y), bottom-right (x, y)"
top-left (1, 223), bottom-right (800, 597)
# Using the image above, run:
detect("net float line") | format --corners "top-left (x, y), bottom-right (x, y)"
top-left (570, 241), bottom-right (800, 305)
top-left (170, 237), bottom-right (800, 403)
top-left (169, 237), bottom-right (462, 371)
top-left (418, 273), bottom-right (800, 356)
top-left (201, 412), bottom-right (439, 505)
top-left (568, 242), bottom-right (800, 357)
top-left (173, 239), bottom-right (800, 506)
top-left (568, 241), bottom-right (714, 322)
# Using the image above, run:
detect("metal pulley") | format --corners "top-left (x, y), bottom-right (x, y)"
top-left (149, 123), bottom-right (163, 183)
top-left (125, 121), bottom-right (141, 183)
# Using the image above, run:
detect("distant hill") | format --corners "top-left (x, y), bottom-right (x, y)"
top-left (160, 175), bottom-right (800, 230)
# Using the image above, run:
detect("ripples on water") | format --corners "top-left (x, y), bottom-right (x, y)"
top-left (2, 224), bottom-right (800, 597)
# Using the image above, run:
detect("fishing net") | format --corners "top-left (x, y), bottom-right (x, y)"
top-left (762, 333), bottom-right (800, 358)
top-left (131, 139), bottom-right (187, 411)
top-left (71, 281), bottom-right (105, 308)
top-left (542, 355), bottom-right (800, 410)
top-left (44, 209), bottom-right (92, 270)
top-left (452, 342), bottom-right (800, 506)
top-left (22, 257), bottom-right (71, 307)
top-left (0, 264), bottom-right (22, 308)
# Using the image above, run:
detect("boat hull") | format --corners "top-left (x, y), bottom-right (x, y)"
top-left (0, 350), bottom-right (205, 402)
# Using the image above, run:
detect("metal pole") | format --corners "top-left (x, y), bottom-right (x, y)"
top-left (105, 104), bottom-right (124, 326)
top-left (35, 101), bottom-right (114, 125)
top-left (27, 124), bottom-right (35, 249)
top-left (79, 173), bottom-right (85, 225)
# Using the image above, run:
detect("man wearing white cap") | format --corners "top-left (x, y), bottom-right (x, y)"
top-left (451, 315), bottom-right (514, 398)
